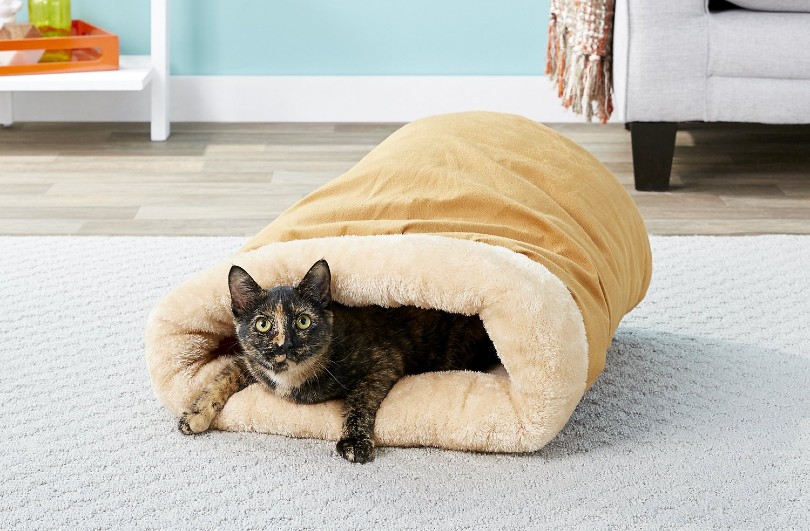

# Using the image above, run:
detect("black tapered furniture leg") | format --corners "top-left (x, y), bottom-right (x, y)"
top-left (630, 122), bottom-right (677, 191)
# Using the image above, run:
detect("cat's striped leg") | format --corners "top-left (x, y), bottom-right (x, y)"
top-left (336, 358), bottom-right (402, 463)
top-left (179, 359), bottom-right (252, 435)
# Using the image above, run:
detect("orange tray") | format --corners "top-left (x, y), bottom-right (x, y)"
top-left (0, 20), bottom-right (119, 76)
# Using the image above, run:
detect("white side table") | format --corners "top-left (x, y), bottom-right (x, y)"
top-left (0, 0), bottom-right (170, 141)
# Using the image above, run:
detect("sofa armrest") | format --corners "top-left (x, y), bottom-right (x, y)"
top-left (613, 0), bottom-right (710, 122)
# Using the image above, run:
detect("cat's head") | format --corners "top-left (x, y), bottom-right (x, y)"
top-left (228, 260), bottom-right (333, 378)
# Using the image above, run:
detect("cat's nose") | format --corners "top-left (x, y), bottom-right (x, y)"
top-left (280, 337), bottom-right (294, 351)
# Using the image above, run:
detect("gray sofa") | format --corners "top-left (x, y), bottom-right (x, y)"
top-left (612, 0), bottom-right (810, 190)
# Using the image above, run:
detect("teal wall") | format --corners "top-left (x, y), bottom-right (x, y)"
top-left (21, 0), bottom-right (550, 75)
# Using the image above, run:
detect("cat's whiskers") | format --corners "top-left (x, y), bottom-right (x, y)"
top-left (329, 352), bottom-right (353, 364)
top-left (316, 359), bottom-right (348, 391)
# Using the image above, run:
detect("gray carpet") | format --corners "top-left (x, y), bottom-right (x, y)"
top-left (0, 235), bottom-right (807, 529)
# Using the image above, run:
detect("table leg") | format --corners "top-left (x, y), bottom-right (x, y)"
top-left (0, 92), bottom-right (13, 127)
top-left (150, 0), bottom-right (170, 141)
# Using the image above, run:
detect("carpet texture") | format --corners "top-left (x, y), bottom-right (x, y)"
top-left (0, 235), bottom-right (807, 529)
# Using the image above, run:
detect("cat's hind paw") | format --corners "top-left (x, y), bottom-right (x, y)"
top-left (336, 436), bottom-right (375, 463)
top-left (178, 408), bottom-right (214, 435)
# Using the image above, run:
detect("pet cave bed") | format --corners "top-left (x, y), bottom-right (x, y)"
top-left (146, 112), bottom-right (652, 453)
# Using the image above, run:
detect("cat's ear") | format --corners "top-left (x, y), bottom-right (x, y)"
top-left (228, 265), bottom-right (263, 318)
top-left (297, 259), bottom-right (332, 307)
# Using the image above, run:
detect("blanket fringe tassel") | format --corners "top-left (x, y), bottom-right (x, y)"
top-left (546, 13), bottom-right (613, 124)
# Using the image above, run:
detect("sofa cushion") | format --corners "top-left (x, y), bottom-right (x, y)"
top-left (726, 0), bottom-right (810, 12)
top-left (710, 10), bottom-right (810, 79)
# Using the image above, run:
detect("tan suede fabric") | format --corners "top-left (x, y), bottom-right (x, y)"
top-left (145, 112), bottom-right (651, 452)
top-left (243, 112), bottom-right (651, 386)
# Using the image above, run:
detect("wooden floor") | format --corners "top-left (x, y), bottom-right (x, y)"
top-left (1, 121), bottom-right (809, 236)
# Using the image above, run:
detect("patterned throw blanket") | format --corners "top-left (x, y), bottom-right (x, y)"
top-left (546, 0), bottom-right (615, 123)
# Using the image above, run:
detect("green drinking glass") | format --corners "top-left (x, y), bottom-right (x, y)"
top-left (28, 0), bottom-right (71, 62)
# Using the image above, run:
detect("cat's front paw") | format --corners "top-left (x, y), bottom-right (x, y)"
top-left (178, 407), bottom-right (214, 435)
top-left (336, 436), bottom-right (375, 463)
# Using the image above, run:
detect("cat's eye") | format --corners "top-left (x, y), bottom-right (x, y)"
top-left (255, 317), bottom-right (271, 333)
top-left (295, 314), bottom-right (312, 330)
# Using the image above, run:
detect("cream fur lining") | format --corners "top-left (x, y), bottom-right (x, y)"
top-left (146, 234), bottom-right (588, 453)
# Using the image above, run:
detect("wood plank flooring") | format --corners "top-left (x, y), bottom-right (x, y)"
top-left (1, 121), bottom-right (808, 236)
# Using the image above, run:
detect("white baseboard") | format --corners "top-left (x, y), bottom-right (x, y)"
top-left (6, 76), bottom-right (599, 123)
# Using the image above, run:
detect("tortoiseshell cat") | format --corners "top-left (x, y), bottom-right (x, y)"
top-left (179, 259), bottom-right (497, 463)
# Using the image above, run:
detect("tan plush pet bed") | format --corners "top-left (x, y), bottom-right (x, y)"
top-left (146, 112), bottom-right (652, 453)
